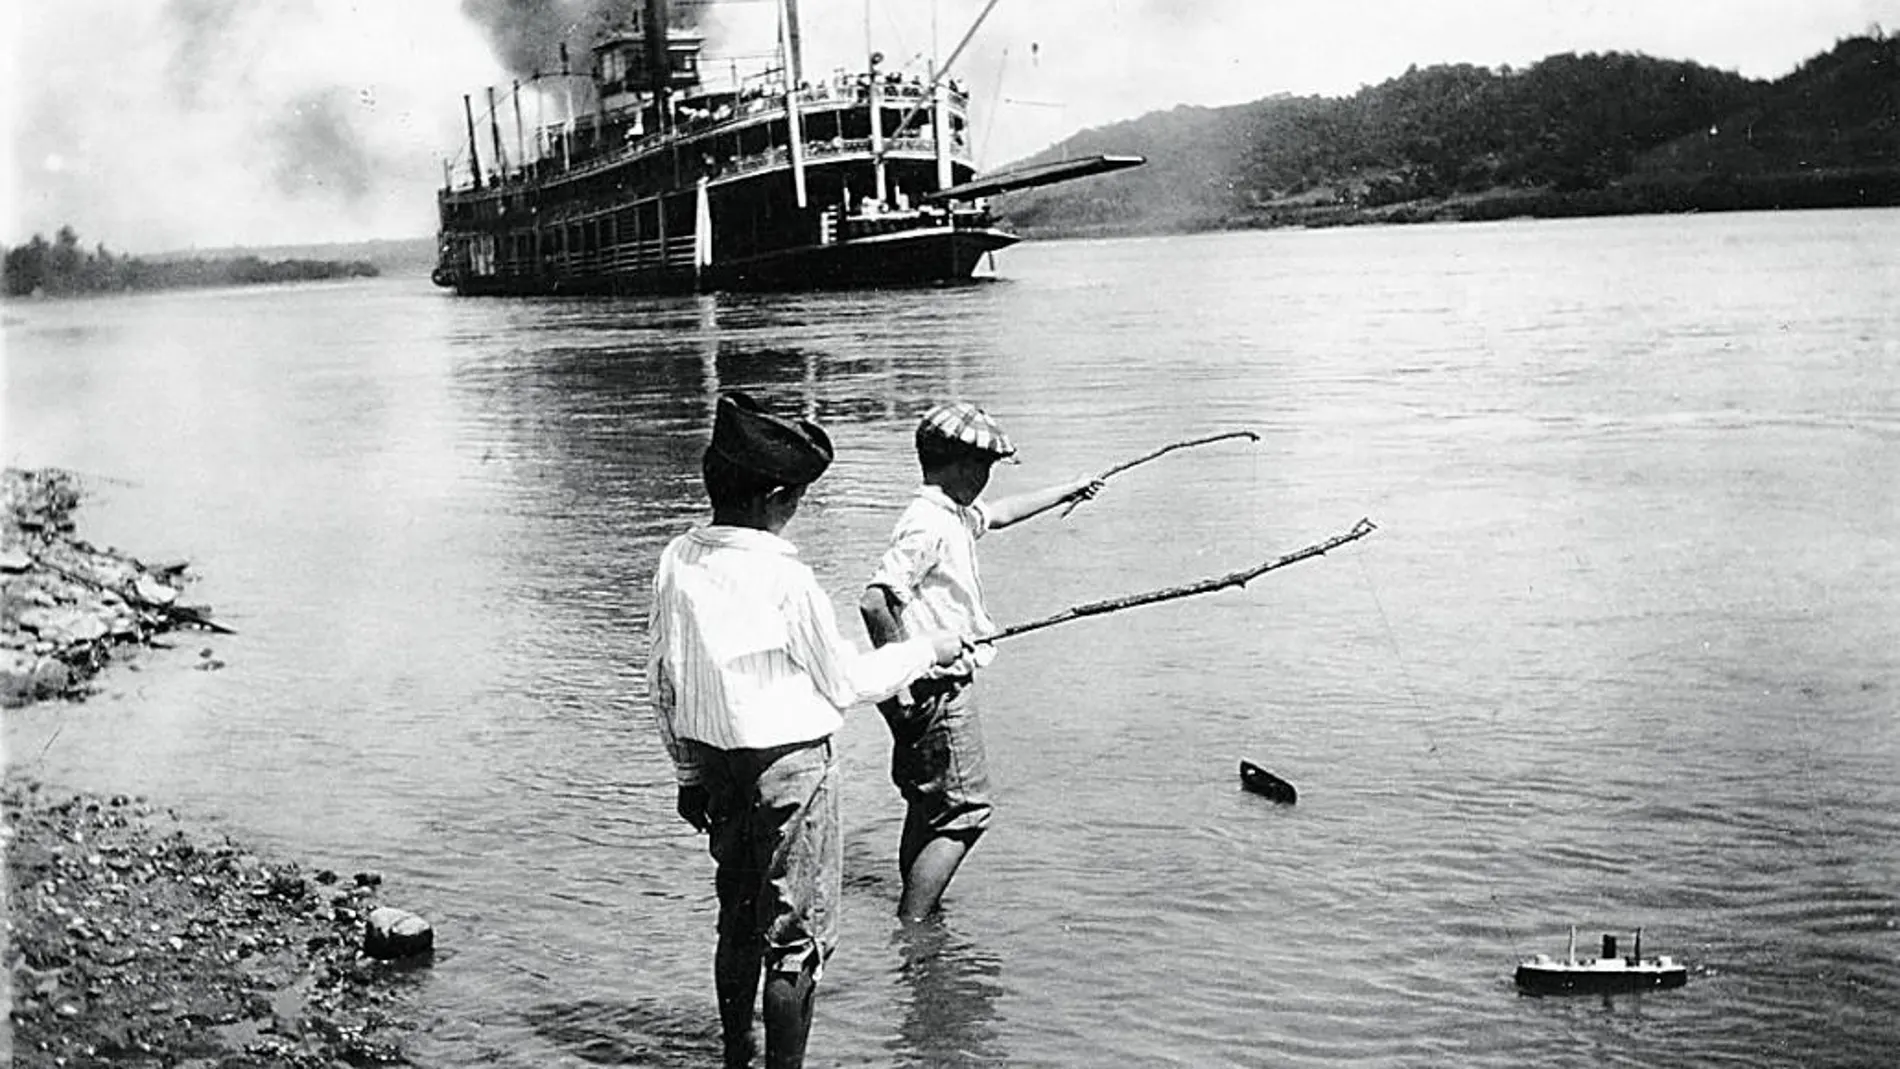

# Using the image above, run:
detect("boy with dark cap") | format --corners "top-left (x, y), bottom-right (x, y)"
top-left (859, 402), bottom-right (1103, 920)
top-left (647, 392), bottom-right (968, 1069)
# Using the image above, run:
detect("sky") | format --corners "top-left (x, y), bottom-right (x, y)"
top-left (5, 0), bottom-right (1896, 253)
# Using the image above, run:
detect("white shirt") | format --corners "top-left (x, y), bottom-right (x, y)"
top-left (867, 485), bottom-right (997, 677)
top-left (646, 525), bottom-right (935, 785)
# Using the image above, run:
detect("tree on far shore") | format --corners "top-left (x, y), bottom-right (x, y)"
top-left (3, 226), bottom-right (379, 298)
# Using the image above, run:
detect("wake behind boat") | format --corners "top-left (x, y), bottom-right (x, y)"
top-left (433, 0), bottom-right (1142, 295)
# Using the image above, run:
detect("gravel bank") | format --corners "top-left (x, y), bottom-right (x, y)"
top-left (5, 782), bottom-right (423, 1066)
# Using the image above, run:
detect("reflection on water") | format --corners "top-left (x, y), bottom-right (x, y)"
top-left (4, 210), bottom-right (1898, 1068)
top-left (523, 997), bottom-right (722, 1067)
top-left (889, 922), bottom-right (1006, 1069)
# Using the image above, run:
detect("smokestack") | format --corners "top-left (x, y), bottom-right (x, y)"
top-left (487, 86), bottom-right (507, 176)
top-left (463, 94), bottom-right (483, 189)
top-left (513, 80), bottom-right (526, 169)
top-left (644, 0), bottom-right (670, 134)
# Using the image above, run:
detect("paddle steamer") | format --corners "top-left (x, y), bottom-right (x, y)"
top-left (433, 0), bottom-right (1139, 294)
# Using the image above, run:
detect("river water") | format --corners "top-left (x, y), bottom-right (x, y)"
top-left (5, 209), bottom-right (1897, 1067)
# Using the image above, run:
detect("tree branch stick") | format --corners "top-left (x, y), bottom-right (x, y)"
top-left (1062, 430), bottom-right (1261, 517)
top-left (987, 518), bottom-right (1377, 642)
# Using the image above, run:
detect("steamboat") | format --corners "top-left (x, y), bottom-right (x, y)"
top-left (433, 0), bottom-right (1141, 295)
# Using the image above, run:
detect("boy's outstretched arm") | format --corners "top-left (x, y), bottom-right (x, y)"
top-left (985, 475), bottom-right (1104, 530)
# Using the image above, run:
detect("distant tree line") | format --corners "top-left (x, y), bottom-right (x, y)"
top-left (3, 226), bottom-right (379, 298)
top-left (999, 34), bottom-right (1900, 234)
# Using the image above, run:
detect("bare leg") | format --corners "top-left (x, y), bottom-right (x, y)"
top-left (898, 816), bottom-right (977, 921)
top-left (761, 960), bottom-right (819, 1069)
top-left (897, 804), bottom-right (932, 880)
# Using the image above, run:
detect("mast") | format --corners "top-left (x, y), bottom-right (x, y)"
top-left (462, 94), bottom-right (483, 189)
top-left (868, 50), bottom-right (887, 203)
top-left (783, 0), bottom-right (804, 85)
top-left (931, 0), bottom-right (952, 190)
top-left (779, 0), bottom-right (808, 208)
top-left (887, 0), bottom-right (1003, 157)
top-left (932, 76), bottom-right (952, 191)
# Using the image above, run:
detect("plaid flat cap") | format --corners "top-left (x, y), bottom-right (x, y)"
top-left (918, 402), bottom-right (1018, 461)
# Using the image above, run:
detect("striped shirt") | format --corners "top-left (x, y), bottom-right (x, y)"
top-left (647, 525), bottom-right (936, 786)
top-left (867, 485), bottom-right (997, 678)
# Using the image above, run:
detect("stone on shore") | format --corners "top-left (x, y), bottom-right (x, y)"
top-left (363, 906), bottom-right (435, 961)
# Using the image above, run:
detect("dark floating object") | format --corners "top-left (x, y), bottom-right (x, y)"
top-left (1239, 760), bottom-right (1296, 805)
top-left (1515, 927), bottom-right (1687, 995)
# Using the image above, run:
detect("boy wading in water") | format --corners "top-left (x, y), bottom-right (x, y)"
top-left (859, 403), bottom-right (1102, 921)
top-left (647, 392), bottom-right (967, 1069)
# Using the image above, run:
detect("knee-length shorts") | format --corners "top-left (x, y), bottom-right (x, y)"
top-left (878, 678), bottom-right (994, 838)
top-left (690, 737), bottom-right (841, 976)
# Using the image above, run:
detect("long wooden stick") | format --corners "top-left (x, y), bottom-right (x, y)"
top-left (1062, 430), bottom-right (1260, 517)
top-left (987, 518), bottom-right (1377, 641)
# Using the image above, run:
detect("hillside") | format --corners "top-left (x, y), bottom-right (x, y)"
top-left (995, 34), bottom-right (1900, 235)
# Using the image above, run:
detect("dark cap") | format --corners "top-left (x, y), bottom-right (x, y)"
top-left (706, 391), bottom-right (834, 486)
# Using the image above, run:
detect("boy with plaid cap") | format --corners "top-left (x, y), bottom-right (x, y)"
top-left (648, 392), bottom-right (968, 1068)
top-left (859, 402), bottom-right (1103, 920)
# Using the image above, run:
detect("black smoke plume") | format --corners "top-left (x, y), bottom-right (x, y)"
top-left (461, 0), bottom-right (664, 79)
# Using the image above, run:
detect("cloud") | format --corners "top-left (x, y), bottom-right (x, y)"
top-left (5, 0), bottom-right (499, 252)
top-left (164, 0), bottom-right (254, 108)
top-left (271, 88), bottom-right (375, 202)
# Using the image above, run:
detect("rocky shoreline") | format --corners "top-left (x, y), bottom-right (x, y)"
top-left (5, 784), bottom-right (423, 1066)
top-left (3, 468), bottom-right (431, 1066)
top-left (2, 468), bottom-right (233, 706)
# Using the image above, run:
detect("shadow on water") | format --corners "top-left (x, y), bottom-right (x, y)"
top-left (888, 922), bottom-right (1007, 1069)
top-left (842, 825), bottom-right (900, 899)
top-left (522, 997), bottom-right (722, 1067)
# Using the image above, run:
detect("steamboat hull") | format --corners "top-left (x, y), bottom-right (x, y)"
top-left (437, 221), bottom-right (1018, 296)
top-left (715, 225), bottom-right (1017, 290)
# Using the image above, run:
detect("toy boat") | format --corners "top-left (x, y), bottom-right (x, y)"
top-left (1239, 760), bottom-right (1296, 805)
top-left (1515, 927), bottom-right (1687, 994)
